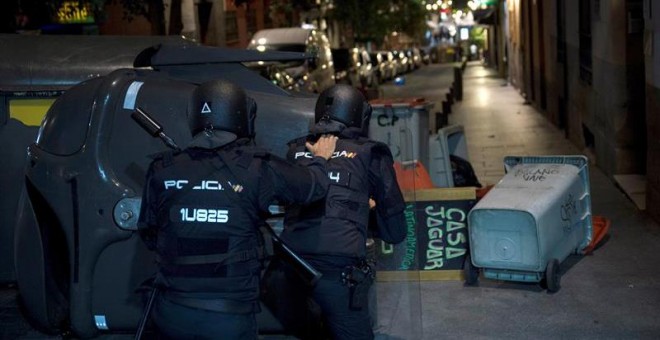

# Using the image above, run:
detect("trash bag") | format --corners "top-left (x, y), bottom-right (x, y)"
top-left (450, 154), bottom-right (482, 188)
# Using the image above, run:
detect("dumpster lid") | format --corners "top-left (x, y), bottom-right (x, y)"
top-left (369, 97), bottom-right (431, 108)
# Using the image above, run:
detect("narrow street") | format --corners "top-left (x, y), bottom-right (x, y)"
top-left (375, 62), bottom-right (660, 339)
top-left (2, 62), bottom-right (660, 339)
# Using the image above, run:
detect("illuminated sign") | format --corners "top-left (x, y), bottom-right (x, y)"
top-left (56, 1), bottom-right (95, 24)
top-left (460, 27), bottom-right (469, 40)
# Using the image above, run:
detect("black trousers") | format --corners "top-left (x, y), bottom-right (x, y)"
top-left (152, 294), bottom-right (258, 340)
top-left (262, 259), bottom-right (373, 340)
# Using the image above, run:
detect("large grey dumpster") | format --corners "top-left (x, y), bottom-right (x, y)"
top-left (466, 155), bottom-right (593, 292)
top-left (368, 97), bottom-right (433, 168)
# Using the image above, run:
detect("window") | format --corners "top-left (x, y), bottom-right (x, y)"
top-left (594, 0), bottom-right (601, 20)
top-left (579, 0), bottom-right (593, 84)
top-left (247, 8), bottom-right (257, 36)
top-left (557, 0), bottom-right (566, 63)
top-left (226, 11), bottom-right (238, 43)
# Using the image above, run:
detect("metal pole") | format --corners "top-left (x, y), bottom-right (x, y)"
top-left (135, 286), bottom-right (159, 340)
top-left (454, 66), bottom-right (463, 101)
top-left (208, 0), bottom-right (226, 47)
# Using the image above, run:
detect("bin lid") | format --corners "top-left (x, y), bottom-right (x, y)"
top-left (369, 97), bottom-right (432, 108)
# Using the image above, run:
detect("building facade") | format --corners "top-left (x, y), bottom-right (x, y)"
top-left (100, 0), bottom-right (270, 48)
top-left (498, 0), bottom-right (651, 217)
top-left (644, 0), bottom-right (660, 221)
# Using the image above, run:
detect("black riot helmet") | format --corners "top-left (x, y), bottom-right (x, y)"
top-left (188, 80), bottom-right (257, 139)
top-left (314, 84), bottom-right (372, 135)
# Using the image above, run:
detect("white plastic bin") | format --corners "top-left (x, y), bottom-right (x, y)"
top-left (466, 155), bottom-right (593, 291)
top-left (369, 98), bottom-right (433, 167)
top-left (428, 124), bottom-right (469, 187)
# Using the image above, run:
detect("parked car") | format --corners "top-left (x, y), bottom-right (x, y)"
top-left (392, 49), bottom-right (411, 74)
top-left (332, 47), bottom-right (377, 88)
top-left (368, 51), bottom-right (387, 83)
top-left (377, 50), bottom-right (398, 79)
top-left (331, 48), bottom-right (352, 84)
top-left (407, 47), bottom-right (423, 69)
top-left (352, 47), bottom-right (377, 88)
top-left (250, 63), bottom-right (301, 92)
top-left (419, 47), bottom-right (431, 65)
top-left (247, 27), bottom-right (335, 93)
top-left (268, 67), bottom-right (300, 91)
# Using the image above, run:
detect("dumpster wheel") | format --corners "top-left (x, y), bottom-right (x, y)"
top-left (463, 254), bottom-right (479, 286)
top-left (543, 258), bottom-right (561, 293)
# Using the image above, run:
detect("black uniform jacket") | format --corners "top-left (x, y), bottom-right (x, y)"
top-left (138, 131), bottom-right (330, 306)
top-left (282, 127), bottom-right (406, 265)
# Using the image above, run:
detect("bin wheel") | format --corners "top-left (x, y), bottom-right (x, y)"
top-left (464, 254), bottom-right (479, 286)
top-left (544, 259), bottom-right (561, 293)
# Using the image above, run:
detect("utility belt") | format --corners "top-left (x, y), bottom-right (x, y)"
top-left (163, 291), bottom-right (260, 314)
top-left (156, 247), bottom-right (264, 266)
top-left (320, 259), bottom-right (375, 311)
top-left (342, 259), bottom-right (375, 311)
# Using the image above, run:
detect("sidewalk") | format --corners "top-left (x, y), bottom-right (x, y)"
top-left (412, 62), bottom-right (660, 339)
top-left (450, 64), bottom-right (581, 186)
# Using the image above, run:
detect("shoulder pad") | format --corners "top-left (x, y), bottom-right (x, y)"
top-left (344, 137), bottom-right (371, 146)
top-left (148, 150), bottom-right (179, 167)
top-left (236, 148), bottom-right (270, 168)
top-left (371, 140), bottom-right (394, 155)
top-left (146, 152), bottom-right (164, 161)
top-left (287, 135), bottom-right (309, 146)
top-left (251, 147), bottom-right (271, 159)
top-left (254, 150), bottom-right (268, 157)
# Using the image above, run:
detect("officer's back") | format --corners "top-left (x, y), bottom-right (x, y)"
top-left (138, 79), bottom-right (337, 339)
top-left (278, 85), bottom-right (406, 340)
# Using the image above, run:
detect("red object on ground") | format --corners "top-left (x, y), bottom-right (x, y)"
top-left (476, 184), bottom-right (494, 200)
top-left (369, 97), bottom-right (427, 107)
top-left (583, 215), bottom-right (611, 254)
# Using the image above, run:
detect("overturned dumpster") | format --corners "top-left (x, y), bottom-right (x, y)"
top-left (0, 34), bottom-right (193, 284)
top-left (13, 42), bottom-right (318, 338)
top-left (466, 156), bottom-right (593, 292)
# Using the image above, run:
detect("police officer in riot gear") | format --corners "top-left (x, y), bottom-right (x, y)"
top-left (138, 79), bottom-right (337, 339)
top-left (279, 84), bottom-right (407, 339)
